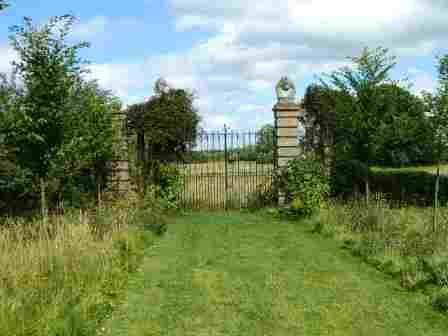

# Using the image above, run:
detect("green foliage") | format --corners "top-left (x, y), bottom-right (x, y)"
top-left (373, 84), bottom-right (436, 166)
top-left (423, 54), bottom-right (448, 160)
top-left (255, 124), bottom-right (275, 162)
top-left (126, 78), bottom-right (200, 161)
top-left (0, 73), bottom-right (37, 213)
top-left (369, 170), bottom-right (448, 206)
top-left (1, 16), bottom-right (123, 212)
top-left (246, 184), bottom-right (277, 210)
top-left (318, 47), bottom-right (438, 199)
top-left (278, 156), bottom-right (330, 218)
top-left (130, 190), bottom-right (169, 236)
top-left (351, 233), bottom-right (386, 259)
top-left (330, 159), bottom-right (369, 197)
top-left (422, 255), bottom-right (448, 288)
top-left (155, 165), bottom-right (184, 210)
top-left (6, 15), bottom-right (90, 179)
top-left (51, 80), bottom-right (122, 206)
top-left (322, 47), bottom-right (397, 167)
top-left (432, 288), bottom-right (448, 313)
top-left (301, 84), bottom-right (337, 161)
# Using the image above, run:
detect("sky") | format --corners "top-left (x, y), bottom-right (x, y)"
top-left (0, 0), bottom-right (447, 130)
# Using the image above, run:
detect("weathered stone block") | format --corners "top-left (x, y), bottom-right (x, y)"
top-left (277, 117), bottom-right (299, 128)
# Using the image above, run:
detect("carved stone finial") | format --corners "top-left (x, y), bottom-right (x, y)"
top-left (275, 76), bottom-right (296, 104)
top-left (154, 77), bottom-right (170, 95)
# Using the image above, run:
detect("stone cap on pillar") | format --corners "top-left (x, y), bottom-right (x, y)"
top-left (273, 76), bottom-right (302, 115)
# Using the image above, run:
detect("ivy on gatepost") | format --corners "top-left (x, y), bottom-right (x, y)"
top-left (277, 155), bottom-right (330, 218)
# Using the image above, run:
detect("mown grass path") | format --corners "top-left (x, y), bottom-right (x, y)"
top-left (102, 212), bottom-right (448, 335)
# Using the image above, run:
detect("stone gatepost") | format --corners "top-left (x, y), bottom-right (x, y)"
top-left (273, 77), bottom-right (304, 204)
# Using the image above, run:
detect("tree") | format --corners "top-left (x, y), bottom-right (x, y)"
top-left (423, 55), bottom-right (448, 232)
top-left (256, 124), bottom-right (274, 161)
top-left (301, 84), bottom-right (338, 165)
top-left (322, 47), bottom-right (397, 203)
top-left (51, 79), bottom-right (122, 206)
top-left (5, 15), bottom-right (89, 217)
top-left (373, 83), bottom-right (435, 166)
top-left (126, 78), bottom-right (200, 185)
top-left (0, 73), bottom-right (30, 212)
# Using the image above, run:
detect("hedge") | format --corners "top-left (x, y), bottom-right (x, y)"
top-left (369, 170), bottom-right (448, 206)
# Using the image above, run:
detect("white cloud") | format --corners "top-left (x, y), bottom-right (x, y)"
top-left (0, 44), bottom-right (15, 74)
top-left (72, 16), bottom-right (108, 38)
top-left (88, 0), bottom-right (448, 128)
top-left (407, 67), bottom-right (438, 95)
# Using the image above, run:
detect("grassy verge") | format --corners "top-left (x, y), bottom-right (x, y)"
top-left (0, 197), bottom-right (159, 336)
top-left (314, 200), bottom-right (448, 312)
top-left (102, 211), bottom-right (448, 335)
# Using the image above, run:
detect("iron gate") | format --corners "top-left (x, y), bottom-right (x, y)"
top-left (169, 126), bottom-right (276, 209)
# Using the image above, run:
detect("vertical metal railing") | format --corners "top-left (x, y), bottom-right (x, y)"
top-left (157, 125), bottom-right (276, 209)
top-left (224, 125), bottom-right (229, 210)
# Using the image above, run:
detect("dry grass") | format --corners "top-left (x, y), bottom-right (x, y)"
top-left (318, 199), bottom-right (448, 255)
top-left (314, 198), bottom-right (448, 295)
top-left (372, 164), bottom-right (448, 175)
top-left (0, 198), bottom-right (155, 336)
top-left (176, 161), bottom-right (274, 175)
top-left (174, 161), bottom-right (275, 208)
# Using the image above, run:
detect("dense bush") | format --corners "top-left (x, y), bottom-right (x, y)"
top-left (370, 170), bottom-right (448, 206)
top-left (330, 165), bottom-right (448, 206)
top-left (126, 78), bottom-right (200, 165)
top-left (144, 164), bottom-right (184, 210)
top-left (432, 288), bottom-right (448, 313)
top-left (278, 156), bottom-right (330, 218)
top-left (330, 159), bottom-right (369, 197)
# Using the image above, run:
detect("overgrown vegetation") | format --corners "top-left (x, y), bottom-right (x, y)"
top-left (284, 48), bottom-right (448, 316)
top-left (277, 156), bottom-right (330, 218)
top-left (0, 13), bottom-right (175, 335)
top-left (0, 16), bottom-right (121, 215)
top-left (301, 47), bottom-right (447, 202)
top-left (308, 197), bottom-right (448, 313)
top-left (0, 191), bottom-right (169, 336)
top-left (125, 78), bottom-right (200, 194)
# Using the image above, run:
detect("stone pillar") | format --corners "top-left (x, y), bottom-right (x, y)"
top-left (109, 111), bottom-right (131, 195)
top-left (273, 77), bottom-right (304, 205)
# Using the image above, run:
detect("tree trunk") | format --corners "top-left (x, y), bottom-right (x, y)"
top-left (40, 177), bottom-right (48, 222)
top-left (137, 132), bottom-right (145, 197)
top-left (365, 178), bottom-right (370, 206)
top-left (97, 178), bottom-right (102, 209)
top-left (433, 163), bottom-right (440, 233)
top-left (365, 163), bottom-right (370, 206)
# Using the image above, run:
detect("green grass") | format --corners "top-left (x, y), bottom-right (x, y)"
top-left (101, 211), bottom-right (448, 335)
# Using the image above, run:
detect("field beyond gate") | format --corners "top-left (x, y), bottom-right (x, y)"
top-left (170, 128), bottom-right (276, 209)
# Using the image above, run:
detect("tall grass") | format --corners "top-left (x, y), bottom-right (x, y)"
top-left (318, 197), bottom-right (448, 257)
top-left (312, 196), bottom-right (448, 311)
top-left (0, 195), bottom-right (158, 336)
